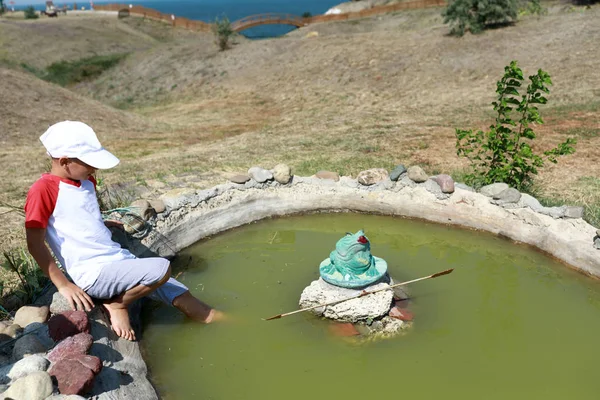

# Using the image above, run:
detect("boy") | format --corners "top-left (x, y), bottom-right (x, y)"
top-left (25, 121), bottom-right (222, 341)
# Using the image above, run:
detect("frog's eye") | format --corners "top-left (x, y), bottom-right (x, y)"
top-left (345, 232), bottom-right (352, 236)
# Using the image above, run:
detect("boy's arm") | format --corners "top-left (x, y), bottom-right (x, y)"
top-left (26, 228), bottom-right (94, 312)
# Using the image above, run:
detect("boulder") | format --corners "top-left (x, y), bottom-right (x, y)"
top-left (493, 188), bottom-right (521, 204)
top-left (49, 292), bottom-right (72, 315)
top-left (389, 164), bottom-right (407, 181)
top-left (247, 167), bottom-right (273, 183)
top-left (407, 166), bottom-right (428, 183)
top-left (23, 323), bottom-right (54, 349)
top-left (129, 200), bottom-right (155, 221)
top-left (315, 170), bottom-right (340, 182)
top-left (299, 278), bottom-right (393, 323)
top-left (13, 306), bottom-right (49, 328)
top-left (228, 174), bottom-right (251, 184)
top-left (47, 333), bottom-right (93, 363)
top-left (148, 199), bottom-right (166, 214)
top-left (595, 237), bottom-right (600, 250)
top-left (563, 206), bottom-right (584, 219)
top-left (1, 371), bottom-right (53, 400)
top-left (66, 354), bottom-right (102, 375)
top-left (357, 168), bottom-right (388, 186)
top-left (49, 358), bottom-right (96, 396)
top-left (389, 306), bottom-right (414, 321)
top-left (48, 311), bottom-right (90, 342)
top-left (431, 174), bottom-right (455, 193)
top-left (271, 164), bottom-right (292, 184)
top-left (455, 183), bottom-right (475, 192)
top-left (480, 183), bottom-right (509, 197)
top-left (12, 335), bottom-right (47, 361)
top-left (0, 354), bottom-right (49, 383)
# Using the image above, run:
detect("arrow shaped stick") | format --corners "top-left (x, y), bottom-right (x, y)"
top-left (263, 268), bottom-right (453, 321)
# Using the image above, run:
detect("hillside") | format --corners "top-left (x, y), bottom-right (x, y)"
top-left (0, 4), bottom-right (599, 254)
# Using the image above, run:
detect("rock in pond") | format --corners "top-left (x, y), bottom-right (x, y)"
top-left (407, 166), bottom-right (428, 183)
top-left (357, 168), bottom-right (388, 186)
top-left (272, 164), bottom-right (292, 184)
top-left (389, 164), bottom-right (407, 181)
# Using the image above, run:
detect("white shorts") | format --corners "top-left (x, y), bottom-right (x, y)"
top-left (84, 257), bottom-right (189, 306)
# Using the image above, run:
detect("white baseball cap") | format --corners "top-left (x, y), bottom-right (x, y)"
top-left (40, 121), bottom-right (120, 169)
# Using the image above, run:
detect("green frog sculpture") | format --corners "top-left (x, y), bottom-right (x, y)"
top-left (319, 230), bottom-right (388, 288)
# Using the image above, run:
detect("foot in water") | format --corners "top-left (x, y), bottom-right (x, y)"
top-left (102, 303), bottom-right (136, 341)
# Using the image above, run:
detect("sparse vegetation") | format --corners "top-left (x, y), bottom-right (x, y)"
top-left (455, 61), bottom-right (577, 190)
top-left (302, 12), bottom-right (312, 18)
top-left (22, 53), bottom-right (129, 87)
top-left (24, 5), bottom-right (38, 19)
top-left (1, 249), bottom-right (48, 311)
top-left (443, 0), bottom-right (518, 36)
top-left (0, 0), bottom-right (6, 15)
top-left (211, 16), bottom-right (234, 51)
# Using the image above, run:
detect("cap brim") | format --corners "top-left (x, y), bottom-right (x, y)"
top-left (78, 148), bottom-right (120, 169)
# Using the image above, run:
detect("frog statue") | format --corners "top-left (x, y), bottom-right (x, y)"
top-left (319, 230), bottom-right (388, 288)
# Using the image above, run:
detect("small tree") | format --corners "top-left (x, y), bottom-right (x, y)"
top-left (455, 61), bottom-right (576, 190)
top-left (302, 11), bottom-right (312, 18)
top-left (0, 0), bottom-right (6, 15)
top-left (24, 5), bottom-right (39, 19)
top-left (443, 0), bottom-right (518, 36)
top-left (212, 16), bottom-right (234, 51)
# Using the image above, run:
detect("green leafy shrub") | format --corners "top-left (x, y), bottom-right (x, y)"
top-left (24, 5), bottom-right (38, 19)
top-left (212, 16), bottom-right (234, 51)
top-left (455, 61), bottom-right (577, 190)
top-left (443, 0), bottom-right (518, 36)
top-left (519, 0), bottom-right (548, 16)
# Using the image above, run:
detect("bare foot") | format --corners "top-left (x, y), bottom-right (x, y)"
top-left (102, 303), bottom-right (136, 341)
top-left (205, 309), bottom-right (226, 323)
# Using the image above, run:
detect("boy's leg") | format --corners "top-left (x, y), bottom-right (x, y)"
top-left (102, 266), bottom-right (171, 341)
top-left (151, 278), bottom-right (224, 323)
top-left (85, 258), bottom-right (172, 341)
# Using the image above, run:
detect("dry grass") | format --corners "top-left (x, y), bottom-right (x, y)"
top-left (1, 4), bottom-right (599, 258)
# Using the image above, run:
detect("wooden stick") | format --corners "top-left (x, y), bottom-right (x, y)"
top-left (263, 268), bottom-right (453, 321)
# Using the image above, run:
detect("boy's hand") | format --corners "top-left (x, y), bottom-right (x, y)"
top-left (104, 220), bottom-right (124, 229)
top-left (58, 282), bottom-right (94, 312)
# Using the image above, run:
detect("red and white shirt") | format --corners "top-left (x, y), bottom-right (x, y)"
top-left (25, 174), bottom-right (134, 290)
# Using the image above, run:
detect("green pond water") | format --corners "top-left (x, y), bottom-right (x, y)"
top-left (142, 213), bottom-right (600, 399)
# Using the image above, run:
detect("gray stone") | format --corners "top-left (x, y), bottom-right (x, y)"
top-left (366, 178), bottom-right (394, 192)
top-left (431, 174), bottom-right (455, 193)
top-left (50, 292), bottom-right (72, 315)
top-left (407, 166), bottom-right (428, 183)
top-left (519, 193), bottom-right (544, 212)
top-left (45, 396), bottom-right (87, 399)
top-left (13, 306), bottom-right (49, 329)
top-left (493, 188), bottom-right (521, 204)
top-left (148, 199), bottom-right (166, 214)
top-left (1, 371), bottom-right (53, 400)
top-left (129, 200), bottom-right (155, 222)
top-left (0, 384), bottom-right (7, 394)
top-left (455, 183), bottom-right (475, 192)
top-left (272, 164), bottom-right (292, 184)
top-left (357, 168), bottom-right (388, 186)
top-left (299, 278), bottom-right (393, 323)
top-left (563, 206), bottom-right (584, 219)
top-left (339, 176), bottom-right (358, 188)
top-left (541, 206), bottom-right (566, 219)
top-left (596, 229), bottom-right (600, 237)
top-left (594, 238), bottom-right (600, 250)
top-left (0, 354), bottom-right (49, 383)
top-left (315, 170), bottom-right (340, 182)
top-left (480, 183), bottom-right (509, 197)
top-left (395, 174), bottom-right (417, 190)
top-left (228, 174), bottom-right (251, 184)
top-left (424, 179), bottom-right (450, 200)
top-left (12, 334), bottom-right (47, 361)
top-left (0, 354), bottom-right (10, 368)
top-left (247, 167), bottom-right (273, 183)
top-left (23, 323), bottom-right (53, 349)
top-left (389, 165), bottom-right (407, 181)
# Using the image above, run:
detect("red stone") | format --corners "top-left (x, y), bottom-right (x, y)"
top-left (329, 323), bottom-right (360, 337)
top-left (389, 307), bottom-right (414, 321)
top-left (47, 333), bottom-right (93, 363)
top-left (49, 358), bottom-right (96, 395)
top-left (48, 310), bottom-right (90, 342)
top-left (67, 354), bottom-right (102, 375)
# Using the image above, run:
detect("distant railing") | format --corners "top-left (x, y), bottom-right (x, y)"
top-left (94, 0), bottom-right (447, 33)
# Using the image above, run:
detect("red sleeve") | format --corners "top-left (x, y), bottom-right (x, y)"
top-left (24, 176), bottom-right (59, 229)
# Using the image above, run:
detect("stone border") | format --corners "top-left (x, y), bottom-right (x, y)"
top-left (133, 172), bottom-right (599, 278)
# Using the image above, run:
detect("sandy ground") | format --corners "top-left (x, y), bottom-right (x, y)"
top-left (0, 3), bottom-right (599, 255)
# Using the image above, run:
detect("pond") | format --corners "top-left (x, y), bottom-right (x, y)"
top-left (142, 213), bottom-right (600, 399)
